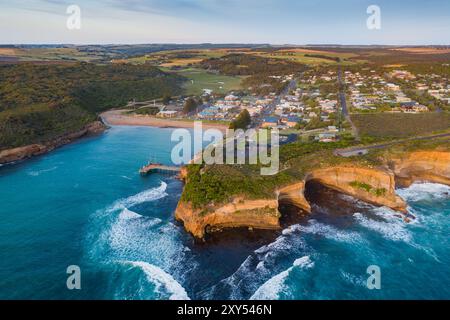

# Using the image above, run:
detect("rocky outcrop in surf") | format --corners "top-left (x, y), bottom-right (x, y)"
top-left (0, 121), bottom-right (106, 165)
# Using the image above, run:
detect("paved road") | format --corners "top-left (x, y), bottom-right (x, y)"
top-left (335, 132), bottom-right (450, 157)
top-left (252, 79), bottom-right (298, 128)
top-left (337, 68), bottom-right (349, 117)
top-left (338, 66), bottom-right (360, 139)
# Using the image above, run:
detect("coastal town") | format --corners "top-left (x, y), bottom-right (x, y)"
top-left (115, 64), bottom-right (449, 144)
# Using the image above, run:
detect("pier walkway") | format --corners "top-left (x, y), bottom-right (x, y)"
top-left (139, 163), bottom-right (181, 176)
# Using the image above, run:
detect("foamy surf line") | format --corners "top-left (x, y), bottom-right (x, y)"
top-left (111, 182), bottom-right (168, 211)
top-left (120, 261), bottom-right (190, 300)
top-left (27, 166), bottom-right (58, 176)
top-left (119, 208), bottom-right (144, 220)
top-left (250, 256), bottom-right (314, 300)
top-left (353, 211), bottom-right (412, 242)
top-left (289, 220), bottom-right (364, 244)
top-left (397, 183), bottom-right (450, 202)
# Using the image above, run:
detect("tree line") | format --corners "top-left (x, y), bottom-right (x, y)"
top-left (0, 63), bottom-right (185, 149)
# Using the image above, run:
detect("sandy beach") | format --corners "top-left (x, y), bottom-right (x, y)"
top-left (100, 110), bottom-right (229, 132)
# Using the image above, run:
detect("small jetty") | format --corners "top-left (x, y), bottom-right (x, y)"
top-left (139, 162), bottom-right (181, 176)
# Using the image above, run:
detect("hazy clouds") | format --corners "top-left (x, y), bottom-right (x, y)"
top-left (0, 0), bottom-right (449, 44)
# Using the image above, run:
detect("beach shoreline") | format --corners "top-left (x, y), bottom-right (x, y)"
top-left (100, 109), bottom-right (229, 132)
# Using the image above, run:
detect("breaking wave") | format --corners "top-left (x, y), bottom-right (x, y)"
top-left (122, 261), bottom-right (190, 300)
top-left (109, 208), bottom-right (163, 254)
top-left (119, 208), bottom-right (144, 220)
top-left (397, 183), bottom-right (450, 202)
top-left (84, 180), bottom-right (198, 300)
top-left (353, 208), bottom-right (412, 243)
top-left (290, 220), bottom-right (364, 244)
top-left (203, 226), bottom-right (311, 300)
top-left (111, 182), bottom-right (168, 211)
top-left (250, 256), bottom-right (314, 300)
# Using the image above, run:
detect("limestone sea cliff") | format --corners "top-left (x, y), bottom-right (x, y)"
top-left (175, 146), bottom-right (450, 239)
top-left (176, 198), bottom-right (281, 239)
top-left (307, 166), bottom-right (406, 212)
top-left (392, 151), bottom-right (450, 187)
top-left (0, 121), bottom-right (106, 165)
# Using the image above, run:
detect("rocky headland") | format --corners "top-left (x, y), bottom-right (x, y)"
top-left (175, 143), bottom-right (450, 239)
top-left (0, 121), bottom-right (106, 165)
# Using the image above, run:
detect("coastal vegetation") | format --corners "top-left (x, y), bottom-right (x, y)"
top-left (229, 109), bottom-right (251, 130)
top-left (180, 137), bottom-right (450, 212)
top-left (200, 54), bottom-right (307, 94)
top-left (183, 97), bottom-right (199, 114)
top-left (133, 107), bottom-right (160, 116)
top-left (200, 54), bottom-right (306, 76)
top-left (0, 63), bottom-right (184, 150)
top-left (351, 112), bottom-right (450, 138)
top-left (349, 181), bottom-right (387, 197)
top-left (181, 139), bottom-right (361, 209)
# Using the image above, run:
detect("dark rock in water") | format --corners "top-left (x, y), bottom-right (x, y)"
top-left (406, 213), bottom-right (416, 220)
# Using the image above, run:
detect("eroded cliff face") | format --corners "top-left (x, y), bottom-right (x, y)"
top-left (0, 144), bottom-right (47, 164)
top-left (176, 150), bottom-right (450, 239)
top-left (391, 151), bottom-right (450, 187)
top-left (278, 182), bottom-right (311, 213)
top-left (307, 166), bottom-right (407, 212)
top-left (0, 121), bottom-right (106, 165)
top-left (175, 198), bottom-right (281, 239)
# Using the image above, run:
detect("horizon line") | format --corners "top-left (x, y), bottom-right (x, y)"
top-left (2, 43), bottom-right (450, 47)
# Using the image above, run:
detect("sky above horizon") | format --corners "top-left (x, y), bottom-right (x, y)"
top-left (0, 0), bottom-right (449, 45)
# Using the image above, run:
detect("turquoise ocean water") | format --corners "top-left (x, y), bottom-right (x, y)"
top-left (0, 126), bottom-right (449, 300)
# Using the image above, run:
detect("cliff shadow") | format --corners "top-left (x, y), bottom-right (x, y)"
top-left (304, 179), bottom-right (371, 217)
top-left (278, 202), bottom-right (310, 227)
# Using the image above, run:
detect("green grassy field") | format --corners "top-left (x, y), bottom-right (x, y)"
top-left (251, 50), bottom-right (361, 65)
top-left (1, 48), bottom-right (102, 63)
top-left (126, 49), bottom-right (231, 66)
top-left (169, 68), bottom-right (244, 95)
top-left (351, 112), bottom-right (450, 138)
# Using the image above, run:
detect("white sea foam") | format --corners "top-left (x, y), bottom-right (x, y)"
top-left (353, 210), bottom-right (412, 242)
top-left (205, 229), bottom-right (311, 300)
top-left (104, 202), bottom-right (197, 289)
top-left (123, 261), bottom-right (190, 300)
top-left (355, 206), bottom-right (443, 262)
top-left (254, 234), bottom-right (293, 255)
top-left (250, 256), bottom-right (314, 300)
top-left (397, 183), bottom-right (450, 202)
top-left (119, 208), bottom-right (144, 220)
top-left (296, 220), bottom-right (363, 244)
top-left (340, 270), bottom-right (366, 287)
top-left (109, 209), bottom-right (163, 252)
top-left (293, 256), bottom-right (315, 268)
top-left (111, 182), bottom-right (168, 211)
top-left (27, 166), bottom-right (58, 176)
top-left (281, 224), bottom-right (302, 236)
top-left (107, 188), bottom-right (167, 256)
